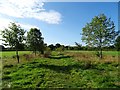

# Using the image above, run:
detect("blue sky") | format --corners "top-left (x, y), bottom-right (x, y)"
top-left (0, 1), bottom-right (118, 46)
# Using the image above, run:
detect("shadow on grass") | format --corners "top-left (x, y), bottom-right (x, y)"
top-left (35, 63), bottom-right (96, 74)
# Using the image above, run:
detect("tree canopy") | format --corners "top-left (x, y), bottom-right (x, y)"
top-left (27, 28), bottom-right (44, 55)
top-left (82, 14), bottom-right (118, 58)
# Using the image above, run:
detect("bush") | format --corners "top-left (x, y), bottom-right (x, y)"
top-left (44, 51), bottom-right (51, 58)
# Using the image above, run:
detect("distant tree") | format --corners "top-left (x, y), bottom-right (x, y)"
top-left (68, 46), bottom-right (74, 50)
top-left (108, 45), bottom-right (115, 50)
top-left (2, 22), bottom-right (25, 63)
top-left (75, 42), bottom-right (82, 50)
top-left (0, 45), bottom-right (5, 51)
top-left (65, 46), bottom-right (69, 50)
top-left (27, 28), bottom-right (44, 55)
top-left (82, 14), bottom-right (118, 59)
top-left (115, 35), bottom-right (120, 51)
top-left (55, 43), bottom-right (61, 48)
top-left (48, 44), bottom-right (55, 51)
top-left (44, 43), bottom-right (47, 48)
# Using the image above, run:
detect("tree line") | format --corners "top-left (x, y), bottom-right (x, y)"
top-left (1, 14), bottom-right (120, 63)
top-left (1, 42), bottom-right (119, 51)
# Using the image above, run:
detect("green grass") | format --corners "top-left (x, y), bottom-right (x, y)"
top-left (0, 51), bottom-right (119, 58)
top-left (66, 50), bottom-right (119, 56)
top-left (0, 51), bottom-right (31, 58)
top-left (1, 50), bottom-right (120, 88)
top-left (2, 58), bottom-right (120, 88)
top-left (103, 51), bottom-right (119, 56)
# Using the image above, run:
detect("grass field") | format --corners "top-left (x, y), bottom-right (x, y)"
top-left (1, 51), bottom-right (31, 58)
top-left (1, 50), bottom-right (119, 58)
top-left (1, 51), bottom-right (120, 88)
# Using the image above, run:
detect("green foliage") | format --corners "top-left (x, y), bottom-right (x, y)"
top-left (115, 35), bottom-right (120, 51)
top-left (48, 44), bottom-right (55, 51)
top-left (56, 46), bottom-right (64, 52)
top-left (2, 22), bottom-right (25, 48)
top-left (27, 28), bottom-right (44, 55)
top-left (55, 43), bottom-right (61, 48)
top-left (82, 14), bottom-right (117, 58)
top-left (2, 22), bottom-right (25, 63)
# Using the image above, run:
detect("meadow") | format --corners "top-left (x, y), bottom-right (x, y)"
top-left (1, 51), bottom-right (120, 88)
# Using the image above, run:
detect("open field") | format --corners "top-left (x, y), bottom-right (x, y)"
top-left (1, 51), bottom-right (120, 88)
top-left (1, 50), bottom-right (119, 57)
top-left (0, 51), bottom-right (31, 58)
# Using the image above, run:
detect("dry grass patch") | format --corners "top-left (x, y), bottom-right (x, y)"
top-left (2, 53), bottom-right (43, 67)
top-left (65, 51), bottom-right (118, 64)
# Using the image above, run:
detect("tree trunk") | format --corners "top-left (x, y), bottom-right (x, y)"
top-left (99, 34), bottom-right (102, 59)
top-left (16, 49), bottom-right (19, 63)
top-left (100, 46), bottom-right (102, 59)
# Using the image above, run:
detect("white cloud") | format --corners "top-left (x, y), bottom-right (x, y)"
top-left (34, 10), bottom-right (62, 24)
top-left (20, 24), bottom-right (39, 30)
top-left (0, 18), bottom-right (12, 29)
top-left (0, 0), bottom-right (62, 24)
top-left (0, 17), bottom-right (39, 30)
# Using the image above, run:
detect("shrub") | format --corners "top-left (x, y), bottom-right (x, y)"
top-left (23, 54), bottom-right (34, 61)
top-left (44, 51), bottom-right (51, 58)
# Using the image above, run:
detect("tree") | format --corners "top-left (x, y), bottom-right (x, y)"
top-left (55, 43), bottom-right (61, 48)
top-left (48, 44), bottom-right (55, 51)
top-left (2, 22), bottom-right (25, 63)
top-left (75, 42), bottom-right (82, 50)
top-left (82, 14), bottom-right (118, 59)
top-left (27, 28), bottom-right (44, 55)
top-left (115, 35), bottom-right (120, 51)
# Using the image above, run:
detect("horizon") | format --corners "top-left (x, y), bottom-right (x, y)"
top-left (0, 1), bottom-right (119, 46)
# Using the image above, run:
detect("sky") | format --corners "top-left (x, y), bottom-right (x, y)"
top-left (0, 0), bottom-right (119, 46)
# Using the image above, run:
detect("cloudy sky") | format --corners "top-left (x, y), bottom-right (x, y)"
top-left (0, 0), bottom-right (119, 46)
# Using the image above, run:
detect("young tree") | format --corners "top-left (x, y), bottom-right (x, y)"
top-left (82, 14), bottom-right (118, 59)
top-left (27, 28), bottom-right (44, 55)
top-left (2, 22), bottom-right (25, 63)
top-left (115, 35), bottom-right (120, 51)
